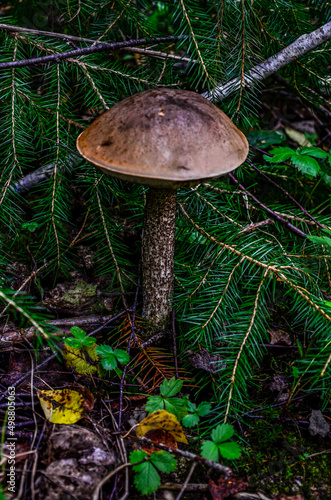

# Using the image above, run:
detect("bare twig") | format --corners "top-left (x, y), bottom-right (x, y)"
top-left (0, 36), bottom-right (183, 70)
top-left (202, 21), bottom-right (331, 101)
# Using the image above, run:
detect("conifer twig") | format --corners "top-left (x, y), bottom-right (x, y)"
top-left (202, 21), bottom-right (331, 101)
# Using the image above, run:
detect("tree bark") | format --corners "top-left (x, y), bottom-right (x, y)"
top-left (142, 187), bottom-right (177, 331)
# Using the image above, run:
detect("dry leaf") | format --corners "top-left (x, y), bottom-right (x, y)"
top-left (136, 410), bottom-right (188, 444)
top-left (38, 388), bottom-right (94, 424)
top-left (142, 429), bottom-right (178, 454)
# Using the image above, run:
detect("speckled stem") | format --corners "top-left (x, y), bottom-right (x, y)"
top-left (142, 187), bottom-right (177, 332)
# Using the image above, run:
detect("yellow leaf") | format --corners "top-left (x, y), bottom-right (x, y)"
top-left (63, 344), bottom-right (100, 376)
top-left (136, 410), bottom-right (188, 444)
top-left (285, 127), bottom-right (312, 147)
top-left (37, 388), bottom-right (93, 424)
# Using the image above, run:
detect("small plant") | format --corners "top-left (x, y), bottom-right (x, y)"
top-left (265, 146), bottom-right (331, 185)
top-left (146, 377), bottom-right (188, 420)
top-left (201, 423), bottom-right (241, 461)
top-left (64, 326), bottom-right (97, 348)
top-left (130, 449), bottom-right (177, 495)
top-left (95, 345), bottom-right (130, 370)
top-left (182, 401), bottom-right (212, 428)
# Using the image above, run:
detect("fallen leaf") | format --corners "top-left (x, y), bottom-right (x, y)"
top-left (267, 326), bottom-right (292, 346)
top-left (142, 429), bottom-right (178, 454)
top-left (38, 387), bottom-right (94, 424)
top-left (136, 410), bottom-right (188, 444)
top-left (63, 343), bottom-right (100, 376)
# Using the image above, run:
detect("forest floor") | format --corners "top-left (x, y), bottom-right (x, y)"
top-left (1, 82), bottom-right (331, 500)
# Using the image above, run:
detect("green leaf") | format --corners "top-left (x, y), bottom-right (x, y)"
top-left (132, 461), bottom-right (161, 495)
top-left (130, 450), bottom-right (148, 464)
top-left (150, 451), bottom-right (177, 473)
top-left (186, 400), bottom-right (197, 413)
top-left (164, 398), bottom-right (188, 420)
top-left (196, 402), bottom-right (212, 417)
top-left (21, 221), bottom-right (39, 232)
top-left (64, 338), bottom-right (83, 348)
top-left (217, 441), bottom-right (241, 460)
top-left (100, 354), bottom-right (117, 370)
top-left (95, 345), bottom-right (114, 356)
top-left (81, 337), bottom-right (97, 346)
top-left (160, 377), bottom-right (183, 398)
top-left (264, 147), bottom-right (294, 163)
top-left (291, 155), bottom-right (320, 177)
top-left (246, 129), bottom-right (285, 148)
top-left (146, 395), bottom-right (164, 414)
top-left (211, 424), bottom-right (234, 444)
top-left (201, 440), bottom-right (219, 462)
top-left (70, 326), bottom-right (87, 340)
top-left (298, 147), bottom-right (328, 159)
top-left (113, 349), bottom-right (130, 365)
top-left (182, 413), bottom-right (200, 428)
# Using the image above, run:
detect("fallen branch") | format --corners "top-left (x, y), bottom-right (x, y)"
top-left (202, 21), bottom-right (331, 101)
top-left (0, 35), bottom-right (182, 70)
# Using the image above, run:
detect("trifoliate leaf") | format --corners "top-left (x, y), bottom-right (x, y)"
top-left (150, 451), bottom-right (177, 473)
top-left (160, 377), bottom-right (183, 398)
top-left (164, 398), bottom-right (188, 420)
top-left (136, 410), bottom-right (188, 444)
top-left (182, 413), bottom-right (200, 428)
top-left (95, 345), bottom-right (113, 356)
top-left (38, 388), bottom-right (94, 424)
top-left (145, 395), bottom-right (164, 414)
top-left (217, 441), bottom-right (242, 459)
top-left (100, 353), bottom-right (117, 370)
top-left (201, 440), bottom-right (219, 462)
top-left (132, 460), bottom-right (160, 495)
top-left (196, 402), bottom-right (212, 417)
top-left (70, 326), bottom-right (87, 340)
top-left (113, 349), bottom-right (130, 365)
top-left (211, 424), bottom-right (234, 444)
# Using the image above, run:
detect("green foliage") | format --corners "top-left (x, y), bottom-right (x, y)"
top-left (182, 401), bottom-right (212, 428)
top-left (265, 146), bottom-right (331, 185)
top-left (130, 449), bottom-right (177, 495)
top-left (64, 326), bottom-right (97, 348)
top-left (201, 424), bottom-right (241, 461)
top-left (146, 377), bottom-right (188, 420)
top-left (96, 344), bottom-right (130, 370)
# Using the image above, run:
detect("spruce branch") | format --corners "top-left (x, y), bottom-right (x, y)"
top-left (202, 21), bottom-right (331, 101)
top-left (0, 36), bottom-right (182, 70)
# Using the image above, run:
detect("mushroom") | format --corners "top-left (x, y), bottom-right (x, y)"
top-left (77, 89), bottom-right (248, 332)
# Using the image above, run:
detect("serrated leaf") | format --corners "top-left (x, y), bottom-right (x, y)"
top-left (164, 398), bottom-right (188, 420)
top-left (113, 349), bottom-right (130, 365)
top-left (264, 147), bottom-right (294, 163)
top-left (96, 345), bottom-right (114, 356)
top-left (186, 400), bottom-right (197, 413)
top-left (298, 147), bottom-right (328, 158)
top-left (201, 440), bottom-right (219, 462)
top-left (196, 402), bottom-right (212, 417)
top-left (101, 354), bottom-right (117, 370)
top-left (136, 410), bottom-right (188, 444)
top-left (150, 451), bottom-right (177, 473)
top-left (64, 338), bottom-right (84, 348)
top-left (146, 395), bottom-right (164, 414)
top-left (160, 377), bottom-right (183, 398)
top-left (291, 155), bottom-right (320, 177)
top-left (70, 326), bottom-right (87, 340)
top-left (182, 413), bottom-right (200, 428)
top-left (132, 461), bottom-right (161, 495)
top-left (130, 450), bottom-right (148, 464)
top-left (217, 441), bottom-right (242, 459)
top-left (211, 424), bottom-right (234, 443)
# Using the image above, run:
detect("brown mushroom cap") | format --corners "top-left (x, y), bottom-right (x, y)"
top-left (77, 89), bottom-right (249, 189)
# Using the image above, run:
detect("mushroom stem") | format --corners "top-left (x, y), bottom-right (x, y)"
top-left (142, 187), bottom-right (177, 331)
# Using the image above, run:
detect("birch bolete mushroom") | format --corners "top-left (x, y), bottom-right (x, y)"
top-left (77, 89), bottom-right (249, 332)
